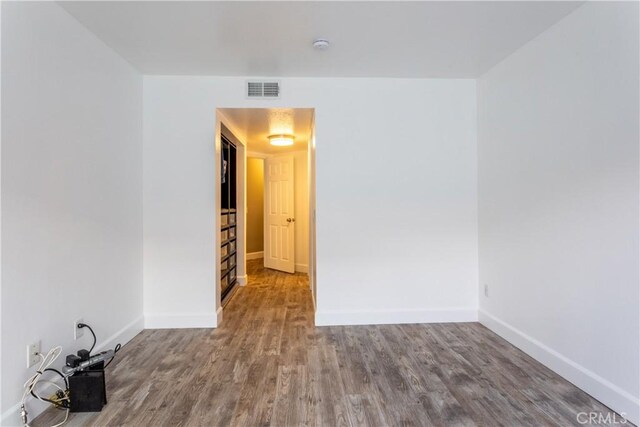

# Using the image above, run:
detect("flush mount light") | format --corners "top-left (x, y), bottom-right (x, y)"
top-left (313, 38), bottom-right (330, 50)
top-left (268, 134), bottom-right (295, 146)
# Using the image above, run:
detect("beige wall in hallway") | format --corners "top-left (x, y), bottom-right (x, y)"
top-left (246, 157), bottom-right (264, 253)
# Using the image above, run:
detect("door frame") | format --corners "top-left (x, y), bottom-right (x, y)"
top-left (263, 154), bottom-right (296, 273)
top-left (214, 110), bottom-right (247, 325)
top-left (214, 107), bottom-right (318, 324)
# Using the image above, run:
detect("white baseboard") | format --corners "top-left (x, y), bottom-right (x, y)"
top-left (1, 315), bottom-right (144, 427)
top-left (216, 306), bottom-right (223, 325)
top-left (96, 314), bottom-right (144, 353)
top-left (144, 312), bottom-right (217, 329)
top-left (237, 275), bottom-right (247, 286)
top-left (246, 251), bottom-right (263, 260)
top-left (315, 307), bottom-right (477, 326)
top-left (479, 310), bottom-right (639, 425)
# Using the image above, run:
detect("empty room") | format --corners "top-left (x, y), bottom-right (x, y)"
top-left (1, 1), bottom-right (638, 426)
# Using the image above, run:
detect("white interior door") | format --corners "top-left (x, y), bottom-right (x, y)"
top-left (264, 155), bottom-right (295, 273)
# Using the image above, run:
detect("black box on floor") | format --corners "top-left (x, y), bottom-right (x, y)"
top-left (69, 363), bottom-right (107, 413)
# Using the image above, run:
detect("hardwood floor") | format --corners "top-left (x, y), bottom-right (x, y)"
top-left (35, 259), bottom-right (625, 426)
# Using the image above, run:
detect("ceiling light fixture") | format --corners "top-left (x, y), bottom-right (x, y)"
top-left (268, 134), bottom-right (295, 147)
top-left (313, 39), bottom-right (330, 50)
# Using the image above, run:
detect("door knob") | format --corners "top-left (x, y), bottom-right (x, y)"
top-left (286, 218), bottom-right (296, 223)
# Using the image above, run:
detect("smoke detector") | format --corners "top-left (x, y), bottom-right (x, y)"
top-left (313, 39), bottom-right (330, 50)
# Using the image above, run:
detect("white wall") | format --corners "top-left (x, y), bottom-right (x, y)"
top-left (143, 77), bottom-right (478, 327)
top-left (308, 116), bottom-right (317, 309)
top-left (0, 2), bottom-right (4, 414)
top-left (293, 150), bottom-right (309, 273)
top-left (477, 2), bottom-right (639, 423)
top-left (1, 2), bottom-right (144, 422)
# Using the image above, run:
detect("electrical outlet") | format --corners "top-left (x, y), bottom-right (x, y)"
top-left (484, 284), bottom-right (489, 297)
top-left (74, 318), bottom-right (84, 340)
top-left (27, 341), bottom-right (40, 368)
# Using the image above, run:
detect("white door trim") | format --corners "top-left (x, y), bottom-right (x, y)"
top-left (215, 110), bottom-right (246, 320)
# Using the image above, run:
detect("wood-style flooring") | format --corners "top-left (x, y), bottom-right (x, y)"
top-left (35, 259), bottom-right (625, 426)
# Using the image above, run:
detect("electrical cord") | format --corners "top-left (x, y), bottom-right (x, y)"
top-left (20, 346), bottom-right (69, 427)
top-left (45, 368), bottom-right (69, 389)
top-left (50, 407), bottom-right (69, 427)
top-left (77, 323), bottom-right (97, 354)
top-left (103, 343), bottom-right (121, 369)
top-left (79, 321), bottom-right (121, 368)
top-left (20, 323), bottom-right (119, 427)
top-left (29, 368), bottom-right (69, 408)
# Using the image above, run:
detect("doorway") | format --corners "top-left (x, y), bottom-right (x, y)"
top-left (247, 151), bottom-right (310, 274)
top-left (215, 108), bottom-right (317, 318)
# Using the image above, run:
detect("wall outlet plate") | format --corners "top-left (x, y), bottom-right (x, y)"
top-left (74, 318), bottom-right (84, 340)
top-left (27, 341), bottom-right (40, 368)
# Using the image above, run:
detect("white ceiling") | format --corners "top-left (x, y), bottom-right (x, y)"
top-left (220, 108), bottom-right (313, 155)
top-left (59, 1), bottom-right (582, 78)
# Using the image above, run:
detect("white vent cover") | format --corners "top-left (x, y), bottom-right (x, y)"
top-left (246, 81), bottom-right (280, 99)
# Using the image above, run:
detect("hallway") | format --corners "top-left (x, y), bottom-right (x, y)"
top-left (36, 260), bottom-right (620, 426)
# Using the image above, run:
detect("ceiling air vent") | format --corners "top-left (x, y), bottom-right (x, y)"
top-left (246, 80), bottom-right (280, 99)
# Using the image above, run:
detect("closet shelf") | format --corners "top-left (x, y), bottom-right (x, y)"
top-left (221, 128), bottom-right (238, 304)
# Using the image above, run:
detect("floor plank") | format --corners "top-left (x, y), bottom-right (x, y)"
top-left (34, 259), bottom-right (628, 426)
